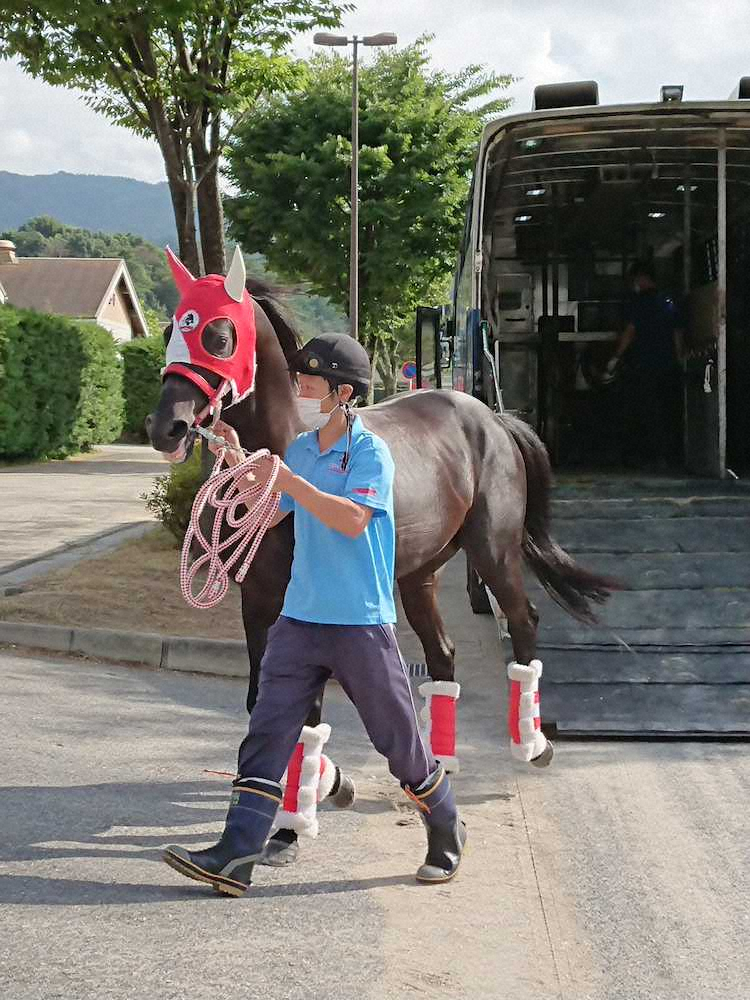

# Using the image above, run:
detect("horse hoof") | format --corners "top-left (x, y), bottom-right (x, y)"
top-left (260, 832), bottom-right (299, 867)
top-left (530, 740), bottom-right (554, 768)
top-left (329, 774), bottom-right (356, 809)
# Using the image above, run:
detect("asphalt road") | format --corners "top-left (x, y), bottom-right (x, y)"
top-left (0, 444), bottom-right (164, 575)
top-left (1, 555), bottom-right (748, 1000)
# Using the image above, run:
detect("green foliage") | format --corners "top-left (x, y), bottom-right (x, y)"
top-left (69, 322), bottom-right (124, 450)
top-left (1, 216), bottom-right (177, 316)
top-left (121, 334), bottom-right (166, 441)
top-left (0, 305), bottom-right (123, 460)
top-left (225, 37), bottom-right (512, 381)
top-left (244, 252), bottom-right (348, 338)
top-left (0, 2), bottom-right (350, 136)
top-left (0, 1), bottom-right (352, 274)
top-left (142, 444), bottom-right (204, 545)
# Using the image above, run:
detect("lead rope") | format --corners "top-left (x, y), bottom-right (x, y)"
top-left (179, 434), bottom-right (281, 610)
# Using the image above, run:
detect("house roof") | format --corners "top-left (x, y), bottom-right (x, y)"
top-left (0, 256), bottom-right (148, 336)
top-left (0, 257), bottom-right (121, 316)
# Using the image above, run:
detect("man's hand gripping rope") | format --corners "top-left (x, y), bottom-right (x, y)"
top-left (180, 425), bottom-right (281, 610)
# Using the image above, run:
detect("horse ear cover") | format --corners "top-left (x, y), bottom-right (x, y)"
top-left (162, 246), bottom-right (257, 405)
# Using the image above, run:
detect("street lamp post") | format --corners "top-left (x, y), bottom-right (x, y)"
top-left (313, 31), bottom-right (398, 340)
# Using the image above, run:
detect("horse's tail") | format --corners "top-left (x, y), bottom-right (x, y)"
top-left (499, 412), bottom-right (620, 624)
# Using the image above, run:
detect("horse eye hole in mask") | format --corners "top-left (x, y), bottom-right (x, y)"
top-left (201, 318), bottom-right (237, 359)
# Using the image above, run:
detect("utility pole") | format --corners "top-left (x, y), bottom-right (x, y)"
top-left (313, 31), bottom-right (398, 340)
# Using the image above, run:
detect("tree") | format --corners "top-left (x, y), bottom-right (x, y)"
top-left (0, 1), bottom-right (350, 275)
top-left (224, 38), bottom-right (512, 394)
top-left (244, 252), bottom-right (348, 339)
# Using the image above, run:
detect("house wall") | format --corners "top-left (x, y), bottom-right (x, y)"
top-left (97, 282), bottom-right (134, 342)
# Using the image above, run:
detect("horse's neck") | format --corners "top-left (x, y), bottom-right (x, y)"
top-left (229, 329), bottom-right (300, 456)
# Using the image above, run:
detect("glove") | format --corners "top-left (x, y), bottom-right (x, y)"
top-left (601, 356), bottom-right (620, 384)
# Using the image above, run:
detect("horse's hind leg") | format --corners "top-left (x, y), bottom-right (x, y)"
top-left (399, 569), bottom-right (456, 682)
top-left (399, 570), bottom-right (461, 772)
top-left (463, 543), bottom-right (553, 768)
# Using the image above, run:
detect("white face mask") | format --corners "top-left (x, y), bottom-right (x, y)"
top-left (296, 389), bottom-right (337, 431)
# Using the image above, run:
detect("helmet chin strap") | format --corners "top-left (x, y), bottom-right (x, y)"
top-left (340, 400), bottom-right (354, 471)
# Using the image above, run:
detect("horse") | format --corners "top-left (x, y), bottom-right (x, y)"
top-left (147, 277), bottom-right (615, 760)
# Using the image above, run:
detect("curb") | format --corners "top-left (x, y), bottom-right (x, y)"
top-left (0, 619), bottom-right (428, 683)
top-left (0, 620), bottom-right (249, 678)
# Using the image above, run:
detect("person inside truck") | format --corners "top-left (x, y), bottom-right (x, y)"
top-left (604, 261), bottom-right (684, 469)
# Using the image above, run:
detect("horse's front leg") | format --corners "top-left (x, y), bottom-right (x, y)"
top-left (399, 569), bottom-right (461, 773)
top-left (240, 585), bottom-right (323, 727)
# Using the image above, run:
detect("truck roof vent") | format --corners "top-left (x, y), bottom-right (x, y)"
top-left (730, 77), bottom-right (750, 99)
top-left (660, 85), bottom-right (684, 102)
top-left (532, 80), bottom-right (599, 111)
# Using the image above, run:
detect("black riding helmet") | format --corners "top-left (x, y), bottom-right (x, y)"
top-left (289, 333), bottom-right (371, 401)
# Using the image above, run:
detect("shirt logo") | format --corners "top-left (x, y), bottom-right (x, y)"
top-left (353, 487), bottom-right (377, 496)
top-left (328, 463), bottom-right (347, 475)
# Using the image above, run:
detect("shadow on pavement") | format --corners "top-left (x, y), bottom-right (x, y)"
top-left (1, 780), bottom-right (227, 867)
top-left (0, 870), bottom-right (416, 906)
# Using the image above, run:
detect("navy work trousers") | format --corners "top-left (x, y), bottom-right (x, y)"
top-left (237, 616), bottom-right (435, 789)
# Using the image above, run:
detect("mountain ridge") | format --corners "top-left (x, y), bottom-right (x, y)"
top-left (0, 170), bottom-right (175, 245)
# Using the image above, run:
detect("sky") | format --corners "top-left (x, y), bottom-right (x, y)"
top-left (2, 0), bottom-right (750, 184)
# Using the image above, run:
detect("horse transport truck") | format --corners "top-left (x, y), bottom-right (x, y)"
top-left (417, 79), bottom-right (750, 737)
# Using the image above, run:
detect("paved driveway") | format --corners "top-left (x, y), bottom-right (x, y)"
top-left (1, 556), bottom-right (748, 999)
top-left (0, 444), bottom-right (165, 575)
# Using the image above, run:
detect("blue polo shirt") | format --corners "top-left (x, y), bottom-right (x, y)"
top-left (278, 416), bottom-right (397, 625)
top-left (624, 290), bottom-right (679, 374)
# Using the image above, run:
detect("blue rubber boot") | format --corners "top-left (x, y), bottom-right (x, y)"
top-left (403, 765), bottom-right (466, 884)
top-left (163, 777), bottom-right (281, 896)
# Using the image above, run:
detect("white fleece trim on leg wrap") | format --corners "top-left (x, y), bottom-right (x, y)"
top-left (418, 680), bottom-right (461, 773)
top-left (271, 723), bottom-right (331, 839)
top-left (507, 659), bottom-right (548, 763)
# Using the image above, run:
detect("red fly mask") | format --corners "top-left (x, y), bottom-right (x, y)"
top-left (162, 245), bottom-right (257, 416)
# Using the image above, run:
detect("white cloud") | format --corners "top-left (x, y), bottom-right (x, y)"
top-left (3, 0), bottom-right (750, 181)
top-left (0, 58), bottom-right (164, 181)
top-left (5, 127), bottom-right (33, 154)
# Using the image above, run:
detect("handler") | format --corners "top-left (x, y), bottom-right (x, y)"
top-left (163, 333), bottom-right (466, 896)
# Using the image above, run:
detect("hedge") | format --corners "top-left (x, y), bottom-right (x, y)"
top-left (121, 333), bottom-right (165, 440)
top-left (142, 440), bottom-right (204, 544)
top-left (0, 305), bottom-right (123, 460)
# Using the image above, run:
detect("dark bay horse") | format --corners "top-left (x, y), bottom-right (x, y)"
top-left (147, 279), bottom-right (614, 729)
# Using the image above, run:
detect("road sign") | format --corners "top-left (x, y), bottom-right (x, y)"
top-left (401, 360), bottom-right (417, 380)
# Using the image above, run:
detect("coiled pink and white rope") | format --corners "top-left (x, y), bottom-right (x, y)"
top-left (180, 446), bottom-right (281, 609)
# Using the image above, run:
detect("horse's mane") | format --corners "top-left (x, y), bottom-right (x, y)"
top-left (246, 276), bottom-right (302, 362)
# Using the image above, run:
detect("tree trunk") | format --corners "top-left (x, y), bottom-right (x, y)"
top-left (192, 135), bottom-right (226, 276)
top-left (165, 174), bottom-right (200, 275)
top-left (365, 335), bottom-right (379, 405)
top-left (146, 97), bottom-right (201, 275)
top-left (380, 365), bottom-right (398, 398)
top-left (376, 338), bottom-right (400, 398)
